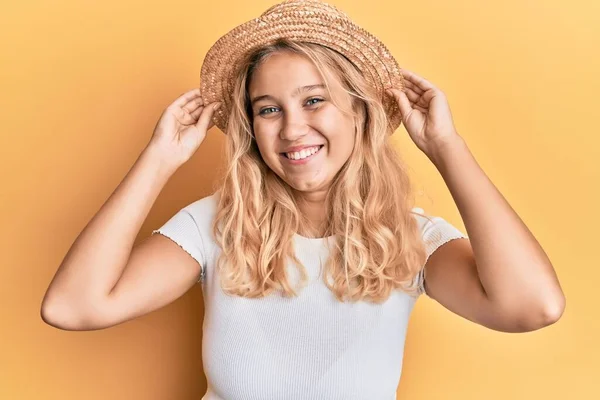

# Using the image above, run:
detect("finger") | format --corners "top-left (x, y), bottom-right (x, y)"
top-left (403, 79), bottom-right (424, 95)
top-left (189, 105), bottom-right (203, 120)
top-left (176, 104), bottom-right (203, 125)
top-left (403, 87), bottom-right (423, 105)
top-left (387, 89), bottom-right (412, 121)
top-left (401, 69), bottom-right (435, 92)
top-left (406, 88), bottom-right (432, 111)
top-left (182, 97), bottom-right (204, 113)
top-left (178, 106), bottom-right (204, 125)
top-left (413, 104), bottom-right (428, 114)
top-left (195, 102), bottom-right (221, 132)
top-left (172, 88), bottom-right (201, 109)
top-left (178, 98), bottom-right (205, 123)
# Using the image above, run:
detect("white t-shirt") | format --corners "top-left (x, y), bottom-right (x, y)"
top-left (152, 191), bottom-right (468, 400)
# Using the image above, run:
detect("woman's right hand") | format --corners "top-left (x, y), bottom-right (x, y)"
top-left (147, 88), bottom-right (221, 170)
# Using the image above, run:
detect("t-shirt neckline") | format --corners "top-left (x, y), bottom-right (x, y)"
top-left (293, 233), bottom-right (336, 244)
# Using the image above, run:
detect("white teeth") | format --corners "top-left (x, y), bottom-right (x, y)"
top-left (286, 146), bottom-right (321, 160)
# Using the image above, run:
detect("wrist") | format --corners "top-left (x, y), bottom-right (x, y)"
top-left (426, 135), bottom-right (467, 166)
top-left (141, 143), bottom-right (180, 178)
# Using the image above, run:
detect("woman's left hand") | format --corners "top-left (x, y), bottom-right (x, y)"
top-left (387, 69), bottom-right (462, 157)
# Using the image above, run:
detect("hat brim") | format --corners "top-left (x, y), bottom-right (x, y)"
top-left (200, 0), bottom-right (404, 133)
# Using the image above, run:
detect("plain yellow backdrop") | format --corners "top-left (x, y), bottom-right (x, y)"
top-left (1, 0), bottom-right (598, 398)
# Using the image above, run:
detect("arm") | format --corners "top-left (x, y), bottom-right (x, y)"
top-left (41, 88), bottom-right (218, 330)
top-left (388, 70), bottom-right (565, 333)
top-left (423, 137), bottom-right (566, 332)
top-left (40, 145), bottom-right (187, 330)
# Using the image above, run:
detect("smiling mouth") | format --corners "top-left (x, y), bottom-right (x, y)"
top-left (281, 145), bottom-right (324, 160)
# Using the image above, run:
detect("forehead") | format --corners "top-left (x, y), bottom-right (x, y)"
top-left (248, 51), bottom-right (340, 95)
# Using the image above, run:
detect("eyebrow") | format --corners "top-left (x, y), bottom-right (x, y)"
top-left (250, 84), bottom-right (326, 106)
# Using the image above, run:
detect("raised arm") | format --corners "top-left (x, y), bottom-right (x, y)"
top-left (40, 89), bottom-right (221, 330)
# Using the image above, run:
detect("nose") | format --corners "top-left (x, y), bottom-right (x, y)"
top-left (279, 111), bottom-right (310, 141)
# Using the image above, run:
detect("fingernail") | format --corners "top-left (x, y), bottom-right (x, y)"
top-left (213, 102), bottom-right (222, 110)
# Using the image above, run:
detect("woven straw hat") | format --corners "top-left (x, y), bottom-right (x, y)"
top-left (200, 0), bottom-right (405, 133)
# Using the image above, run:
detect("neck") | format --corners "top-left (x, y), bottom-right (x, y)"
top-left (293, 189), bottom-right (328, 238)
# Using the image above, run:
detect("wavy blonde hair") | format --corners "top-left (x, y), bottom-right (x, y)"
top-left (212, 38), bottom-right (428, 302)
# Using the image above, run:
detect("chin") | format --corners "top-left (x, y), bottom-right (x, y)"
top-left (288, 177), bottom-right (330, 193)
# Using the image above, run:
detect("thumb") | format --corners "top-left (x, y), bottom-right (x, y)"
top-left (195, 102), bottom-right (220, 132)
top-left (387, 89), bottom-right (412, 122)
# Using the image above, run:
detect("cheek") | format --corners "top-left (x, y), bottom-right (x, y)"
top-left (253, 131), bottom-right (280, 167)
top-left (322, 117), bottom-right (356, 154)
top-left (254, 119), bottom-right (281, 144)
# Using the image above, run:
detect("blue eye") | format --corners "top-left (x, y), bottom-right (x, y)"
top-left (259, 107), bottom-right (278, 115)
top-left (306, 97), bottom-right (323, 105)
top-left (257, 98), bottom-right (323, 116)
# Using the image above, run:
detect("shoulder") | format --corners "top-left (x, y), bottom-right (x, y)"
top-left (175, 190), bottom-right (221, 231)
top-left (184, 191), bottom-right (220, 217)
top-left (408, 206), bottom-right (468, 297)
top-left (152, 190), bottom-right (221, 249)
top-left (410, 207), bottom-right (432, 231)
top-left (410, 207), bottom-right (468, 261)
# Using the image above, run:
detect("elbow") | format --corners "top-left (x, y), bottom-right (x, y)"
top-left (517, 294), bottom-right (566, 332)
top-left (41, 302), bottom-right (75, 331)
top-left (41, 296), bottom-right (82, 331)
top-left (40, 295), bottom-right (103, 331)
top-left (541, 293), bottom-right (566, 326)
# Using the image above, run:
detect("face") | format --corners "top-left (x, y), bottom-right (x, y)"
top-left (247, 52), bottom-right (357, 195)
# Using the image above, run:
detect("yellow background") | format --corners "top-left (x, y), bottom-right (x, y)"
top-left (1, 0), bottom-right (598, 398)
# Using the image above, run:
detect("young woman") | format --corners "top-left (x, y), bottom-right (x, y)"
top-left (41, 1), bottom-right (565, 398)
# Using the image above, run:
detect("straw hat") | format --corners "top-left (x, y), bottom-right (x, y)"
top-left (200, 0), bottom-right (405, 133)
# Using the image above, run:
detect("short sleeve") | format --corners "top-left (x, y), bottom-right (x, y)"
top-left (152, 208), bottom-right (207, 284)
top-left (411, 207), bottom-right (469, 297)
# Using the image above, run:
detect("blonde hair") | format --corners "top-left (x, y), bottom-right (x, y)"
top-left (212, 38), bottom-right (427, 302)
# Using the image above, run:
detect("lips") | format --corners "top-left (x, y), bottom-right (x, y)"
top-left (280, 144), bottom-right (325, 164)
top-left (282, 145), bottom-right (324, 160)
